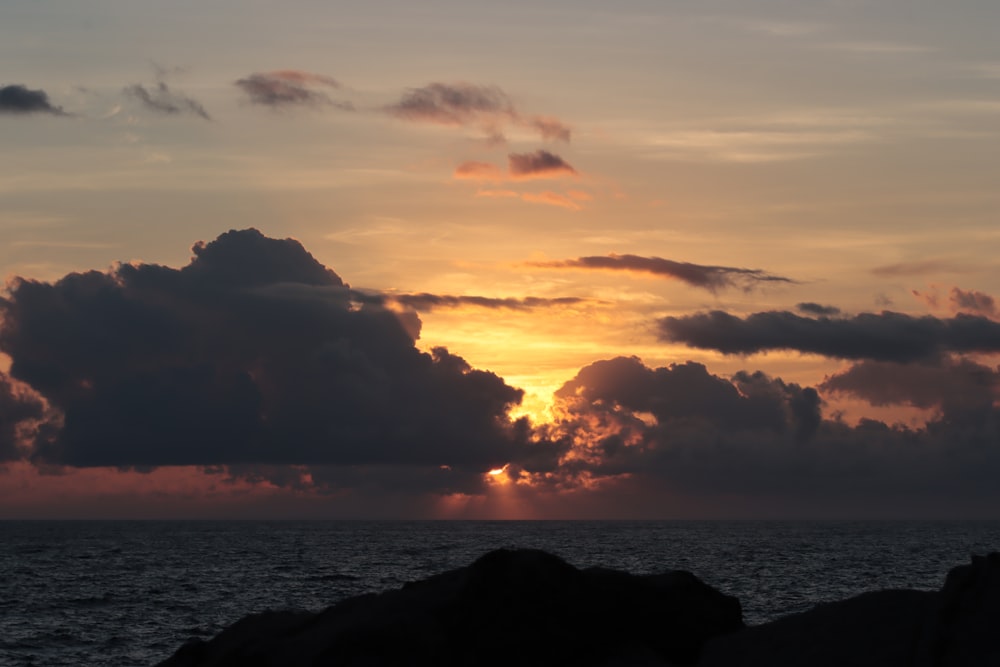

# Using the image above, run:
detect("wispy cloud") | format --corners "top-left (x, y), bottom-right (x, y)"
top-left (871, 259), bottom-right (963, 277)
top-left (644, 128), bottom-right (873, 163)
top-left (913, 286), bottom-right (997, 318)
top-left (520, 191), bottom-right (584, 211)
top-left (388, 293), bottom-right (589, 312)
top-left (454, 161), bottom-right (504, 181)
top-left (235, 70), bottom-right (354, 110)
top-left (123, 80), bottom-right (211, 120)
top-left (822, 41), bottom-right (935, 55)
top-left (454, 150), bottom-right (578, 182)
top-left (530, 254), bottom-right (795, 291)
top-left (386, 82), bottom-right (571, 143)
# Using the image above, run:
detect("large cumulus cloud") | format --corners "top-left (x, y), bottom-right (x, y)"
top-left (0, 229), bottom-right (550, 490)
top-left (0, 373), bottom-right (48, 462)
top-left (540, 356), bottom-right (1000, 509)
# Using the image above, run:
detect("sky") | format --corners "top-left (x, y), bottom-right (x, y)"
top-left (2, 0), bottom-right (1000, 519)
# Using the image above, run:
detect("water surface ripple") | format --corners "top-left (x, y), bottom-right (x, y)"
top-left (1, 520), bottom-right (998, 666)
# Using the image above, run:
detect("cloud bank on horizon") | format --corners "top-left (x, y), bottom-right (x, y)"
top-left (1, 230), bottom-right (998, 517)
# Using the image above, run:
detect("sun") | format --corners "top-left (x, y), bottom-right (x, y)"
top-left (486, 464), bottom-right (511, 485)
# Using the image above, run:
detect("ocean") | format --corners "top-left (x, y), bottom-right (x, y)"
top-left (1, 520), bottom-right (998, 666)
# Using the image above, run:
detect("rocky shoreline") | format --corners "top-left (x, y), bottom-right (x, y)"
top-left (158, 548), bottom-right (999, 666)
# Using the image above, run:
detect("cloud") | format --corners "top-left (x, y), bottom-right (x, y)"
top-left (386, 82), bottom-right (570, 142)
top-left (234, 70), bottom-right (354, 110)
top-left (520, 191), bottom-right (583, 211)
top-left (658, 310), bottom-right (1000, 361)
top-left (914, 286), bottom-right (998, 318)
top-left (539, 356), bottom-right (1000, 509)
top-left (525, 116), bottom-right (572, 142)
top-left (0, 372), bottom-right (49, 462)
top-left (0, 229), bottom-right (559, 485)
top-left (949, 288), bottom-right (996, 317)
top-left (389, 293), bottom-right (588, 312)
top-left (796, 302), bottom-right (841, 316)
top-left (474, 189), bottom-right (520, 199)
top-left (530, 254), bottom-right (794, 292)
top-left (454, 150), bottom-right (579, 183)
top-left (508, 150), bottom-right (577, 179)
top-left (821, 358), bottom-right (998, 417)
top-left (454, 161), bottom-right (504, 181)
top-left (0, 84), bottom-right (66, 115)
top-left (123, 81), bottom-right (211, 120)
top-left (871, 259), bottom-right (956, 277)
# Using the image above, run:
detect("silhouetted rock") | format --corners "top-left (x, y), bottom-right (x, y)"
top-left (157, 548), bottom-right (743, 667)
top-left (159, 550), bottom-right (1000, 667)
top-left (700, 552), bottom-right (1000, 667)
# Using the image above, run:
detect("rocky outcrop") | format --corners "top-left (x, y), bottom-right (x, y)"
top-left (699, 552), bottom-right (1000, 667)
top-left (157, 548), bottom-right (743, 667)
top-left (158, 550), bottom-right (1000, 667)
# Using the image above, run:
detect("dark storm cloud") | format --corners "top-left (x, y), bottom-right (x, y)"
top-left (386, 82), bottom-right (571, 142)
top-left (531, 254), bottom-right (794, 292)
top-left (796, 302), bottom-right (841, 316)
top-left (508, 150), bottom-right (577, 178)
top-left (821, 358), bottom-right (999, 417)
top-left (0, 229), bottom-right (548, 480)
top-left (555, 356), bottom-right (820, 444)
top-left (546, 356), bottom-right (1000, 506)
top-left (659, 310), bottom-right (1000, 361)
top-left (391, 293), bottom-right (587, 312)
top-left (123, 81), bottom-right (211, 120)
top-left (0, 372), bottom-right (48, 462)
top-left (0, 84), bottom-right (65, 115)
top-left (234, 70), bottom-right (354, 110)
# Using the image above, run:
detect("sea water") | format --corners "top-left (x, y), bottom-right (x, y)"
top-left (2, 520), bottom-right (999, 666)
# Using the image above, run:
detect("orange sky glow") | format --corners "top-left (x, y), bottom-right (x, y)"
top-left (2, 0), bottom-right (1000, 519)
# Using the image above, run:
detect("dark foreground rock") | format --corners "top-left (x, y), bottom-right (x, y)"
top-left (157, 548), bottom-right (743, 667)
top-left (699, 552), bottom-right (1000, 667)
top-left (158, 550), bottom-right (1000, 667)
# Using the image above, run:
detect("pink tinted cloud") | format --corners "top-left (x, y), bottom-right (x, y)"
top-left (950, 287), bottom-right (997, 317)
top-left (913, 286), bottom-right (998, 318)
top-left (508, 150), bottom-right (577, 180)
top-left (521, 191), bottom-right (583, 210)
top-left (475, 189), bottom-right (520, 198)
top-left (454, 161), bottom-right (504, 181)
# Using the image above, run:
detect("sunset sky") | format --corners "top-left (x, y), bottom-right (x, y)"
top-left (2, 0), bottom-right (1000, 518)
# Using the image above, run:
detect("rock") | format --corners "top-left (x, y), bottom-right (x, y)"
top-left (159, 550), bottom-right (1000, 667)
top-left (698, 588), bottom-right (935, 666)
top-left (699, 552), bottom-right (1000, 667)
top-left (917, 552), bottom-right (1000, 666)
top-left (157, 548), bottom-right (743, 667)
